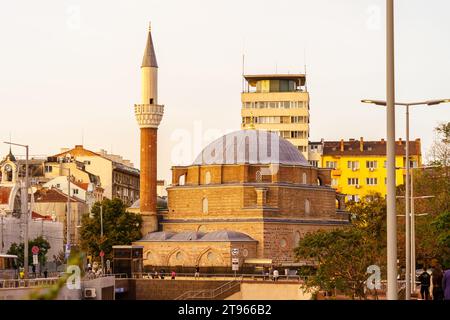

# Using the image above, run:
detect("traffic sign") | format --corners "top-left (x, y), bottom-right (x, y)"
top-left (32, 246), bottom-right (39, 255)
top-left (100, 250), bottom-right (105, 257)
top-left (32, 254), bottom-right (38, 265)
top-left (231, 248), bottom-right (239, 256)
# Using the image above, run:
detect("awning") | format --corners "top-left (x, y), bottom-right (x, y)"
top-left (244, 258), bottom-right (273, 265)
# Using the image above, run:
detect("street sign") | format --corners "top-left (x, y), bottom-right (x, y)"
top-left (100, 250), bottom-right (105, 257)
top-left (106, 259), bottom-right (111, 269)
top-left (232, 258), bottom-right (239, 271)
top-left (231, 248), bottom-right (239, 256)
top-left (31, 246), bottom-right (39, 255)
top-left (32, 254), bottom-right (38, 265)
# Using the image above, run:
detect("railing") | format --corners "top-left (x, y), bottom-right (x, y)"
top-left (174, 278), bottom-right (242, 300)
top-left (131, 272), bottom-right (303, 282)
top-left (0, 277), bottom-right (59, 289)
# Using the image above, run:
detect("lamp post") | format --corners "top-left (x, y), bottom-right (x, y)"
top-left (4, 141), bottom-right (29, 278)
top-left (361, 100), bottom-right (449, 299)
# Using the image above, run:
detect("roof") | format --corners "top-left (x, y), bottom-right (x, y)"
top-left (139, 230), bottom-right (257, 242)
top-left (141, 28), bottom-right (158, 68)
top-left (244, 74), bottom-right (306, 86)
top-left (51, 145), bottom-right (105, 159)
top-left (0, 187), bottom-right (12, 205)
top-left (33, 188), bottom-right (85, 203)
top-left (192, 130), bottom-right (309, 166)
top-left (32, 211), bottom-right (53, 221)
top-left (322, 139), bottom-right (421, 156)
top-left (130, 197), bottom-right (167, 209)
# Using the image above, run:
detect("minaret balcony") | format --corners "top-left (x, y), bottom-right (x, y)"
top-left (134, 104), bottom-right (164, 128)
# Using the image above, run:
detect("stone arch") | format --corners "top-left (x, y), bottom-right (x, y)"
top-left (196, 248), bottom-right (224, 267)
top-left (294, 231), bottom-right (301, 245)
top-left (143, 249), bottom-right (160, 266)
top-left (166, 248), bottom-right (191, 267)
top-left (197, 225), bottom-right (207, 232)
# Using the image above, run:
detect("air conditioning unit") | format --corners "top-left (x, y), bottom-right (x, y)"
top-left (84, 288), bottom-right (97, 299)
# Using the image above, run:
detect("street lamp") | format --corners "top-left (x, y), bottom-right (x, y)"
top-left (361, 101), bottom-right (449, 300)
top-left (4, 141), bottom-right (29, 278)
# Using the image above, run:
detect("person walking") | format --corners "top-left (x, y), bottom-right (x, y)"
top-left (43, 269), bottom-right (48, 279)
top-left (194, 265), bottom-right (200, 278)
top-left (160, 269), bottom-right (165, 279)
top-left (171, 270), bottom-right (176, 280)
top-left (418, 267), bottom-right (431, 300)
top-left (443, 266), bottom-right (450, 300)
top-left (273, 269), bottom-right (279, 282)
top-left (431, 264), bottom-right (444, 300)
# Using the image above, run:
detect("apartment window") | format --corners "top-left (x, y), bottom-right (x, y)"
top-left (383, 160), bottom-right (387, 168)
top-left (347, 195), bottom-right (360, 202)
top-left (347, 178), bottom-right (359, 185)
top-left (366, 161), bottom-right (378, 169)
top-left (73, 189), bottom-right (79, 195)
top-left (347, 161), bottom-right (360, 170)
top-left (297, 146), bottom-right (307, 152)
top-left (291, 131), bottom-right (307, 139)
top-left (309, 160), bottom-right (319, 167)
top-left (44, 165), bottom-right (53, 173)
top-left (56, 184), bottom-right (61, 188)
top-left (326, 161), bottom-right (338, 169)
top-left (84, 160), bottom-right (91, 165)
top-left (280, 131), bottom-right (290, 139)
top-left (366, 178), bottom-right (378, 185)
top-left (291, 116), bottom-right (308, 124)
top-left (331, 178), bottom-right (339, 186)
top-left (258, 116), bottom-right (281, 124)
top-left (410, 160), bottom-right (418, 168)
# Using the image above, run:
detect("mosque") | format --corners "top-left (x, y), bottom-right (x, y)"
top-left (131, 25), bottom-right (349, 272)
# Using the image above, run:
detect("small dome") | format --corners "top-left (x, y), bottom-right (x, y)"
top-left (201, 230), bottom-right (257, 242)
top-left (140, 231), bottom-right (176, 241)
top-left (170, 231), bottom-right (206, 241)
top-left (130, 196), bottom-right (167, 209)
top-left (193, 130), bottom-right (308, 166)
top-left (5, 149), bottom-right (16, 162)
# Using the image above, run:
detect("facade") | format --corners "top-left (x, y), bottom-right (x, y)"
top-left (310, 138), bottom-right (422, 201)
top-left (48, 145), bottom-right (139, 206)
top-left (241, 74), bottom-right (310, 159)
top-left (33, 188), bottom-right (88, 245)
top-left (134, 130), bottom-right (349, 270)
top-left (133, 25), bottom-right (164, 235)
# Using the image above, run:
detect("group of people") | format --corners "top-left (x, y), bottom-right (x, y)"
top-left (151, 268), bottom-right (177, 280)
top-left (418, 264), bottom-right (450, 300)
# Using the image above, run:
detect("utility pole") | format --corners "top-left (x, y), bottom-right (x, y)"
top-left (100, 205), bottom-right (104, 272)
top-left (405, 104), bottom-right (411, 300)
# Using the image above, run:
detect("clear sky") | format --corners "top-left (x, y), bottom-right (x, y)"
top-left (1, 0), bottom-right (449, 182)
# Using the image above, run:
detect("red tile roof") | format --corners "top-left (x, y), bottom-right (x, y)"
top-left (33, 188), bottom-right (84, 203)
top-left (322, 139), bottom-right (421, 157)
top-left (32, 211), bottom-right (53, 221)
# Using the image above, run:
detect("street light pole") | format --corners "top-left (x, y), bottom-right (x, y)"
top-left (386, 0), bottom-right (398, 300)
top-left (100, 205), bottom-right (104, 272)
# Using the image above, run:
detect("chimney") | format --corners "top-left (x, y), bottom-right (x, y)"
top-left (359, 137), bottom-right (364, 151)
top-left (340, 139), bottom-right (344, 152)
top-left (380, 138), bottom-right (385, 144)
top-left (398, 138), bottom-right (402, 146)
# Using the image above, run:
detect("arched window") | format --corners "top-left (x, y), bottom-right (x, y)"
top-left (204, 171), bottom-right (211, 184)
top-left (294, 231), bottom-right (301, 245)
top-left (305, 199), bottom-right (310, 215)
top-left (302, 172), bottom-right (307, 184)
top-left (256, 170), bottom-right (262, 182)
top-left (179, 174), bottom-right (186, 186)
top-left (202, 197), bottom-right (208, 214)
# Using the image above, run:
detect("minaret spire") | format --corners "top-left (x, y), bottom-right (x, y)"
top-left (141, 22), bottom-right (158, 68)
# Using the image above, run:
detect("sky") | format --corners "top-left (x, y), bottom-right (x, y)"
top-left (0, 0), bottom-right (449, 182)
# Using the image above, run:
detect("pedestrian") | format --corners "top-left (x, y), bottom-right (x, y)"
top-left (43, 269), bottom-right (48, 279)
top-left (153, 269), bottom-right (158, 279)
top-left (160, 269), bottom-right (165, 279)
top-left (418, 267), bottom-right (431, 300)
top-left (443, 265), bottom-right (450, 300)
top-left (273, 269), bottom-right (279, 282)
top-left (171, 270), bottom-right (176, 280)
top-left (194, 265), bottom-right (200, 278)
top-left (32, 265), bottom-right (36, 277)
top-left (431, 264), bottom-right (444, 300)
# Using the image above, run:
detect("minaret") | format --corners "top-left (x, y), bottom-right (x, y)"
top-left (134, 23), bottom-right (164, 235)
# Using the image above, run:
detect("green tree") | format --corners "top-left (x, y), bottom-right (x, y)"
top-left (294, 193), bottom-right (386, 299)
top-left (431, 211), bottom-right (450, 267)
top-left (7, 236), bottom-right (51, 267)
top-left (79, 198), bottom-right (142, 261)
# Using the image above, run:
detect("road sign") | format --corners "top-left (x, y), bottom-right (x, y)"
top-left (32, 254), bottom-right (38, 265)
top-left (32, 246), bottom-right (39, 255)
top-left (231, 248), bottom-right (239, 256)
top-left (232, 258), bottom-right (239, 271)
top-left (106, 259), bottom-right (111, 269)
top-left (100, 250), bottom-right (105, 257)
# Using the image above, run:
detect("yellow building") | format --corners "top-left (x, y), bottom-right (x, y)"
top-left (241, 74), bottom-right (310, 159)
top-left (317, 138), bottom-right (422, 201)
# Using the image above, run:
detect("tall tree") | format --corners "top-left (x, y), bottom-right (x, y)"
top-left (79, 198), bottom-right (142, 260)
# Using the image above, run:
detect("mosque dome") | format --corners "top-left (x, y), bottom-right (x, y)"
top-left (200, 230), bottom-right (257, 242)
top-left (192, 130), bottom-right (308, 166)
